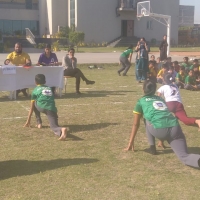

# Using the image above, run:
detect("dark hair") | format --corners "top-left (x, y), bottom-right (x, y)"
top-left (143, 80), bottom-right (157, 96)
top-left (169, 66), bottom-right (174, 71)
top-left (68, 48), bottom-right (75, 53)
top-left (150, 55), bottom-right (155, 58)
top-left (173, 61), bottom-right (178, 65)
top-left (127, 44), bottom-right (133, 50)
top-left (193, 59), bottom-right (198, 63)
top-left (149, 60), bottom-right (155, 65)
top-left (164, 73), bottom-right (173, 85)
top-left (45, 44), bottom-right (51, 49)
top-left (180, 66), bottom-right (185, 71)
top-left (162, 63), bottom-right (168, 69)
top-left (141, 37), bottom-right (146, 41)
top-left (35, 74), bottom-right (46, 84)
top-left (15, 42), bottom-right (22, 47)
top-left (184, 57), bottom-right (189, 61)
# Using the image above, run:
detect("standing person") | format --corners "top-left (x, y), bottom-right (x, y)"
top-left (135, 38), bottom-right (150, 83)
top-left (24, 74), bottom-right (67, 141)
top-left (159, 35), bottom-right (168, 61)
top-left (37, 44), bottom-right (59, 95)
top-left (62, 48), bottom-right (95, 94)
top-left (117, 44), bottom-right (133, 76)
top-left (124, 80), bottom-right (200, 168)
top-left (5, 42), bottom-right (31, 97)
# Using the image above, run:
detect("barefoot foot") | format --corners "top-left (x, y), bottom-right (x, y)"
top-left (157, 141), bottom-right (166, 149)
top-left (58, 128), bottom-right (67, 141)
top-left (37, 124), bottom-right (42, 129)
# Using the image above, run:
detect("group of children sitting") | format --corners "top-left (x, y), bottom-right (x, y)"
top-left (148, 56), bottom-right (200, 91)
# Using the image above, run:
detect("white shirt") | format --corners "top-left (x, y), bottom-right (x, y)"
top-left (157, 84), bottom-right (182, 103)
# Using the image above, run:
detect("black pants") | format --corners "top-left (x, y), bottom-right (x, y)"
top-left (64, 68), bottom-right (88, 92)
top-left (33, 102), bottom-right (61, 136)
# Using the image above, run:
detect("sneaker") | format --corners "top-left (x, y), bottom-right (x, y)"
top-left (86, 80), bottom-right (95, 85)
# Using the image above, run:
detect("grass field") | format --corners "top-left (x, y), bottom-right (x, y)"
top-left (1, 64), bottom-right (200, 200)
top-left (64, 47), bottom-right (200, 53)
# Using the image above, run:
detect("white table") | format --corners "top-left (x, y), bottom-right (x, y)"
top-left (0, 66), bottom-right (64, 99)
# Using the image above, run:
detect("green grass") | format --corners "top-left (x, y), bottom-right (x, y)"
top-left (61, 47), bottom-right (200, 53)
top-left (1, 64), bottom-right (200, 199)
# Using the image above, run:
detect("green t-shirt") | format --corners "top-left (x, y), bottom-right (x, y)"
top-left (176, 73), bottom-right (186, 82)
top-left (181, 63), bottom-right (190, 69)
top-left (121, 49), bottom-right (133, 58)
top-left (133, 95), bottom-right (178, 129)
top-left (31, 85), bottom-right (57, 112)
top-left (185, 75), bottom-right (196, 85)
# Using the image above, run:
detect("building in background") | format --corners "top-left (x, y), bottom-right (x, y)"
top-left (179, 5), bottom-right (194, 28)
top-left (0, 0), bottom-right (180, 45)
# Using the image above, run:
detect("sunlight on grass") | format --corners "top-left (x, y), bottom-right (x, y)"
top-left (0, 64), bottom-right (200, 199)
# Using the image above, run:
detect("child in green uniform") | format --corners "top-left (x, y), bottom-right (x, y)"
top-left (181, 57), bottom-right (190, 73)
top-left (24, 74), bottom-right (67, 141)
top-left (118, 45), bottom-right (133, 76)
top-left (184, 69), bottom-right (200, 91)
top-left (125, 80), bottom-right (200, 168)
top-left (176, 66), bottom-right (186, 89)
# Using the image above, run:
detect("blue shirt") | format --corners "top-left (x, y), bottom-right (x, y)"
top-left (38, 52), bottom-right (58, 65)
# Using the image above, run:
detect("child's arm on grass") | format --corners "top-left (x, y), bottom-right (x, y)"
top-left (124, 113), bottom-right (141, 151)
top-left (24, 101), bottom-right (35, 127)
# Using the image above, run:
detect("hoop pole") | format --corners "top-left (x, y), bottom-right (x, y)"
top-left (167, 16), bottom-right (171, 56)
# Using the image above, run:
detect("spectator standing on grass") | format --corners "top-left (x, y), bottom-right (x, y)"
top-left (37, 44), bottom-right (59, 95)
top-left (24, 74), bottom-right (67, 141)
top-left (5, 42), bottom-right (31, 97)
top-left (135, 38), bottom-right (150, 83)
top-left (124, 79), bottom-right (200, 168)
top-left (159, 35), bottom-right (168, 61)
top-left (117, 44), bottom-right (133, 76)
top-left (62, 48), bottom-right (95, 95)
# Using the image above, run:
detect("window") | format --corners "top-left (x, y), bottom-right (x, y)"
top-left (3, 20), bottom-right (12, 35)
top-left (12, 20), bottom-right (22, 35)
top-left (26, 0), bottom-right (32, 9)
top-left (147, 20), bottom-right (153, 30)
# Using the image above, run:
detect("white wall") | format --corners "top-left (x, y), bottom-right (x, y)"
top-left (134, 0), bottom-right (179, 44)
top-left (76, 0), bottom-right (121, 43)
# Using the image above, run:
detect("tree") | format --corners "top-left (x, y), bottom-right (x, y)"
top-left (69, 31), bottom-right (85, 51)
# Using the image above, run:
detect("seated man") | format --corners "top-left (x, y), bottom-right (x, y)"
top-left (37, 44), bottom-right (58, 95)
top-left (62, 48), bottom-right (95, 94)
top-left (5, 42), bottom-right (31, 97)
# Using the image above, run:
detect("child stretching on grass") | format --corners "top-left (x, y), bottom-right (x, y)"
top-left (157, 73), bottom-right (200, 148)
top-left (124, 80), bottom-right (200, 168)
top-left (24, 74), bottom-right (67, 141)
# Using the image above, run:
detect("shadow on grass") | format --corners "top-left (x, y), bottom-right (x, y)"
top-left (0, 158), bottom-right (99, 180)
top-left (59, 90), bottom-right (136, 99)
top-left (66, 122), bottom-right (119, 134)
top-left (0, 90), bottom-right (135, 101)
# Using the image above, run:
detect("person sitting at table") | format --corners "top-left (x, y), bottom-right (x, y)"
top-left (5, 42), bottom-right (31, 97)
top-left (62, 48), bottom-right (95, 94)
top-left (37, 44), bottom-right (59, 95)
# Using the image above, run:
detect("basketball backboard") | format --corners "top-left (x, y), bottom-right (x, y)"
top-left (137, 1), bottom-right (150, 18)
